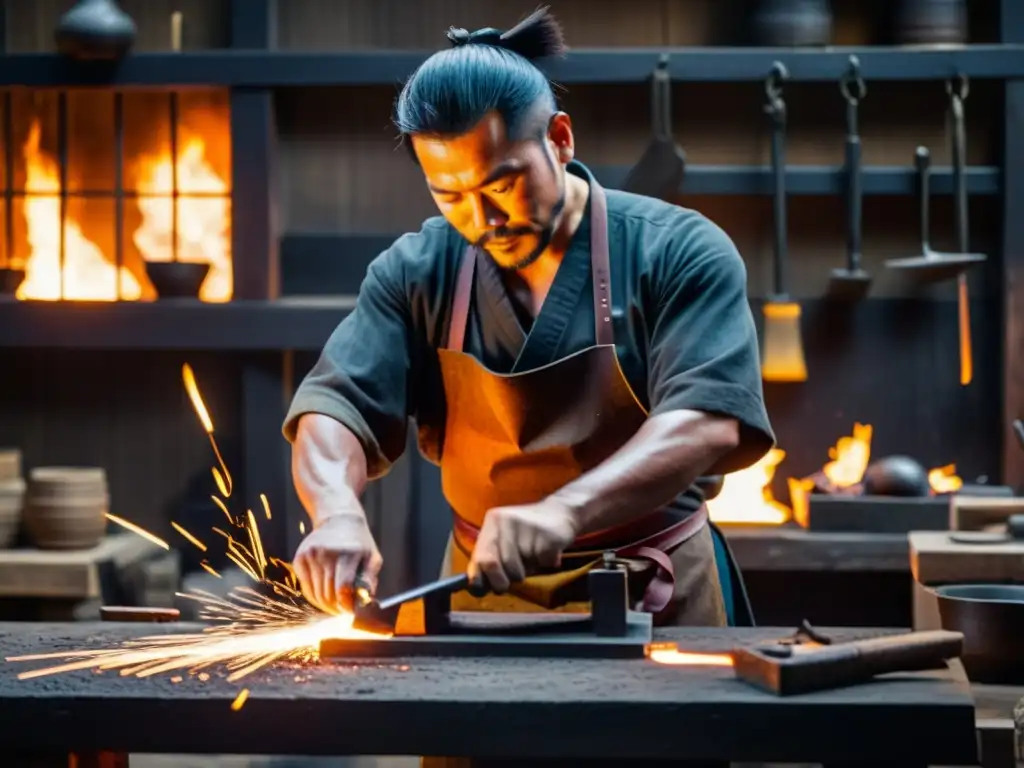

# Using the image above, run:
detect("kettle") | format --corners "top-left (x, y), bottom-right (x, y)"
top-left (55, 0), bottom-right (137, 61)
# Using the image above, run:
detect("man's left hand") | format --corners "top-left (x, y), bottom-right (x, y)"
top-left (468, 499), bottom-right (579, 593)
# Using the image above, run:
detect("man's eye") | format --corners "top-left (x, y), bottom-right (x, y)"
top-left (491, 181), bottom-right (514, 194)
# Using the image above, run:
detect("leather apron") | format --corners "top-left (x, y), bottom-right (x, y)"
top-left (435, 178), bottom-right (724, 624)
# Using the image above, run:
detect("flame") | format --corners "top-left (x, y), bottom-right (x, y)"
top-left (16, 122), bottom-right (141, 301)
top-left (814, 424), bottom-right (961, 494)
top-left (7, 362), bottom-right (379, 704)
top-left (15, 116), bottom-right (230, 303)
top-left (928, 463), bottom-right (963, 494)
top-left (707, 423), bottom-right (963, 526)
top-left (706, 448), bottom-right (791, 525)
top-left (134, 134), bottom-right (232, 302)
top-left (822, 422), bottom-right (872, 488)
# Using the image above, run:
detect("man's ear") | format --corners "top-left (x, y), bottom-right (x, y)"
top-left (546, 112), bottom-right (575, 164)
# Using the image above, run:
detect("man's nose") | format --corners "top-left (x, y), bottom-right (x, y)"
top-left (473, 194), bottom-right (508, 230)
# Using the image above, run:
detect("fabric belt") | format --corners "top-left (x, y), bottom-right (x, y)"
top-left (451, 505), bottom-right (709, 614)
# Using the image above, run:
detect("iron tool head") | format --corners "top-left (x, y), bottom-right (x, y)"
top-left (827, 267), bottom-right (873, 301)
top-left (351, 599), bottom-right (401, 634)
top-left (884, 250), bottom-right (986, 283)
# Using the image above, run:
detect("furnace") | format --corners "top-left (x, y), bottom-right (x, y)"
top-left (0, 87), bottom-right (231, 302)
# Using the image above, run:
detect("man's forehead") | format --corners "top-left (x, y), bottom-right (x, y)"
top-left (413, 112), bottom-right (527, 191)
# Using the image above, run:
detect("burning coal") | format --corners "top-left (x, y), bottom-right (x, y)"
top-left (708, 422), bottom-right (963, 526)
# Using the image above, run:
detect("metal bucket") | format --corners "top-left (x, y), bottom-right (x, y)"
top-left (934, 584), bottom-right (1024, 684)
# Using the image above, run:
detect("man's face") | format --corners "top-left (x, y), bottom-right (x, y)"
top-left (411, 111), bottom-right (574, 270)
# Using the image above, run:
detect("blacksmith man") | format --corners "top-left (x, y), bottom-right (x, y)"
top-left (283, 8), bottom-right (774, 626)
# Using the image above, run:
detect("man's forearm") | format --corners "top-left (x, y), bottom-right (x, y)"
top-left (292, 413), bottom-right (369, 527)
top-left (548, 409), bottom-right (739, 535)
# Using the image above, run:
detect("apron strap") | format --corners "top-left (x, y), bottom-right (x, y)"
top-left (443, 176), bottom-right (614, 351)
top-left (444, 241), bottom-right (478, 352)
top-left (589, 183), bottom-right (614, 346)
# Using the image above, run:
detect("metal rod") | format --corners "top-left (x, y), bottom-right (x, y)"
top-left (169, 91), bottom-right (178, 263)
top-left (57, 91), bottom-right (68, 300)
top-left (169, 11), bottom-right (183, 266)
top-left (3, 91), bottom-right (13, 270)
top-left (113, 91), bottom-right (124, 300)
top-left (10, 189), bottom-right (224, 198)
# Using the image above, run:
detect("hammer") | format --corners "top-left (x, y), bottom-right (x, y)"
top-left (351, 573), bottom-right (485, 634)
top-left (732, 627), bottom-right (964, 695)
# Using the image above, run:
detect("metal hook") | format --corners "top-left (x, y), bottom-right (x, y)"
top-left (840, 55), bottom-right (867, 104)
top-left (946, 73), bottom-right (969, 101)
top-left (764, 62), bottom-right (787, 122)
top-left (765, 61), bottom-right (788, 101)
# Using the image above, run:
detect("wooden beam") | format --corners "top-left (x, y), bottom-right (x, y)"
top-left (1002, 0), bottom-right (1024, 489)
top-left (229, 0), bottom-right (290, 561)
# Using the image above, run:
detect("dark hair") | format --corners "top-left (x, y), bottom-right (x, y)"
top-left (393, 7), bottom-right (567, 144)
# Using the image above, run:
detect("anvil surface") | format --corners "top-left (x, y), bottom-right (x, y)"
top-left (0, 623), bottom-right (977, 764)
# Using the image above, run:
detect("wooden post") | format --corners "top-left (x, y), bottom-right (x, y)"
top-left (1001, 0), bottom-right (1024, 488)
top-left (1015, 696), bottom-right (1023, 766)
top-left (229, 0), bottom-right (291, 563)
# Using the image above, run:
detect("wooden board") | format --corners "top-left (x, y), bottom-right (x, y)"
top-left (803, 494), bottom-right (949, 534)
top-left (910, 530), bottom-right (1024, 585)
top-left (0, 623), bottom-right (978, 764)
top-left (0, 534), bottom-right (162, 599)
top-left (951, 496), bottom-right (1024, 531)
top-left (721, 525), bottom-right (910, 572)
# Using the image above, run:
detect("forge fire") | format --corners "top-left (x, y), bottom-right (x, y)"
top-left (0, 90), bottom-right (232, 302)
top-left (707, 422), bottom-right (963, 525)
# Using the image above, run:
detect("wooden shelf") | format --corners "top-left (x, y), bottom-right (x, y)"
top-left (0, 45), bottom-right (1021, 87)
top-left (0, 296), bottom-right (353, 351)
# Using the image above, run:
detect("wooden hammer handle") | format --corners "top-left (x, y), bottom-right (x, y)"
top-left (832, 630), bottom-right (963, 674)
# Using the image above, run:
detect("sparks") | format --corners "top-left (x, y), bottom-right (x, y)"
top-left (6, 363), bottom-right (384, 708)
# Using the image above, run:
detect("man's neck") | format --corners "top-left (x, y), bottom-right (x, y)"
top-left (516, 172), bottom-right (590, 290)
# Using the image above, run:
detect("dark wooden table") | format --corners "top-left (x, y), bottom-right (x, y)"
top-left (0, 623), bottom-right (979, 766)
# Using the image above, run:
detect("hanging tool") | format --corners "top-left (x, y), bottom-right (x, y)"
top-left (884, 82), bottom-right (985, 289)
top-left (760, 63), bottom-right (808, 383)
top-left (828, 56), bottom-right (872, 300)
top-left (622, 55), bottom-right (686, 200)
top-left (732, 623), bottom-right (964, 695)
top-left (947, 76), bottom-right (983, 386)
top-left (883, 78), bottom-right (985, 384)
top-left (884, 141), bottom-right (985, 288)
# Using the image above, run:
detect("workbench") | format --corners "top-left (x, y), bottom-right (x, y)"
top-left (0, 623), bottom-right (980, 766)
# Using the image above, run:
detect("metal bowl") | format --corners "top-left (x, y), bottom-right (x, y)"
top-left (934, 584), bottom-right (1024, 684)
top-left (0, 267), bottom-right (25, 295)
top-left (145, 262), bottom-right (210, 299)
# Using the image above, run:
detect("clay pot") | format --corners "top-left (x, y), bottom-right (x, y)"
top-left (0, 477), bottom-right (25, 548)
top-left (0, 448), bottom-right (21, 481)
top-left (145, 262), bottom-right (211, 299)
top-left (24, 467), bottom-right (109, 550)
top-left (54, 0), bottom-right (137, 61)
top-left (0, 267), bottom-right (24, 295)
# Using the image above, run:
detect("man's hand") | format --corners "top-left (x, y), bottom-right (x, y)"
top-left (468, 499), bottom-right (579, 593)
top-left (293, 511), bottom-right (383, 615)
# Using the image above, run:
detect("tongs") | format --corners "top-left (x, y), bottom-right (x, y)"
top-left (351, 573), bottom-right (484, 634)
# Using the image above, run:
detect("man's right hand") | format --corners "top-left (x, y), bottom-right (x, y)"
top-left (292, 511), bottom-right (383, 615)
